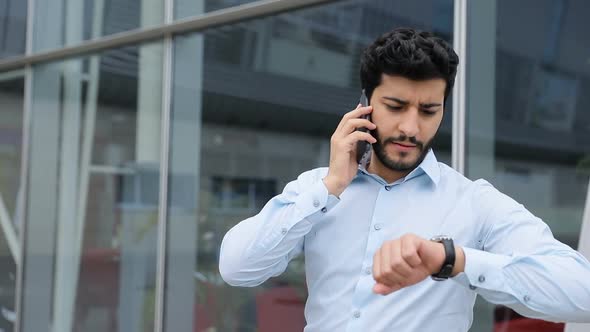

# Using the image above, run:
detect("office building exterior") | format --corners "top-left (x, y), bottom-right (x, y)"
top-left (0, 0), bottom-right (589, 331)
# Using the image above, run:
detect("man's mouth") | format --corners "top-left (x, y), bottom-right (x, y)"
top-left (394, 142), bottom-right (416, 148)
top-left (391, 142), bottom-right (418, 152)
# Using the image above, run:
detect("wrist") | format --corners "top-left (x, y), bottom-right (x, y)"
top-left (322, 175), bottom-right (346, 197)
top-left (451, 246), bottom-right (465, 277)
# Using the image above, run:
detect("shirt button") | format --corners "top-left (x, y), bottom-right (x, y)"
top-left (524, 295), bottom-right (530, 302)
top-left (281, 228), bottom-right (288, 235)
top-left (313, 199), bottom-right (320, 207)
top-left (353, 310), bottom-right (361, 318)
top-left (384, 185), bottom-right (392, 191)
top-left (365, 267), bottom-right (372, 275)
top-left (469, 285), bottom-right (477, 290)
top-left (321, 207), bottom-right (327, 213)
top-left (478, 275), bottom-right (485, 283)
top-left (374, 223), bottom-right (383, 230)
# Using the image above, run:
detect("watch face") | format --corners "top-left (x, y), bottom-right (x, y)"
top-left (430, 235), bottom-right (452, 242)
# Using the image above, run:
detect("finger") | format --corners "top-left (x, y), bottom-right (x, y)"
top-left (379, 242), bottom-right (393, 284)
top-left (339, 118), bottom-right (376, 136)
top-left (339, 105), bottom-right (373, 127)
top-left (344, 131), bottom-right (377, 147)
top-left (373, 249), bottom-right (382, 281)
top-left (344, 105), bottom-right (373, 119)
top-left (335, 104), bottom-right (364, 132)
top-left (391, 241), bottom-right (413, 278)
top-left (401, 236), bottom-right (422, 268)
top-left (380, 242), bottom-right (405, 286)
top-left (373, 283), bottom-right (401, 295)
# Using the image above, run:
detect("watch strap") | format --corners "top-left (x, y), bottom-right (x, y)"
top-left (431, 236), bottom-right (455, 280)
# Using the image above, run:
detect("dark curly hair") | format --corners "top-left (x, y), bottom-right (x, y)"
top-left (360, 28), bottom-right (459, 105)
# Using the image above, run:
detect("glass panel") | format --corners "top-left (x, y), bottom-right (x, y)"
top-left (31, 0), bottom-right (164, 53)
top-left (466, 1), bottom-right (590, 331)
top-left (0, 1), bottom-right (27, 58)
top-left (166, 0), bottom-right (454, 330)
top-left (0, 71), bottom-right (24, 332)
top-left (21, 42), bottom-right (163, 332)
top-left (174, 0), bottom-right (261, 20)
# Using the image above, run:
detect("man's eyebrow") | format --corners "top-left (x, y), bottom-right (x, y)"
top-left (420, 103), bottom-right (442, 109)
top-left (383, 97), bottom-right (408, 105)
top-left (382, 97), bottom-right (441, 109)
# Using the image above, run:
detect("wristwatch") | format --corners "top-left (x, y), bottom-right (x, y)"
top-left (430, 235), bottom-right (455, 281)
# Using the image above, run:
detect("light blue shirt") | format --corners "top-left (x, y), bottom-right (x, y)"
top-left (219, 150), bottom-right (590, 331)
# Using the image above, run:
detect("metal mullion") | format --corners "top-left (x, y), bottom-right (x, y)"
top-left (14, 65), bottom-right (32, 332)
top-left (154, 0), bottom-right (174, 330)
top-left (452, 0), bottom-right (467, 175)
top-left (0, 0), bottom-right (341, 72)
top-left (14, 0), bottom-right (37, 328)
top-left (578, 180), bottom-right (590, 254)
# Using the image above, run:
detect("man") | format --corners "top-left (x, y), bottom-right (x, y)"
top-left (219, 28), bottom-right (590, 331)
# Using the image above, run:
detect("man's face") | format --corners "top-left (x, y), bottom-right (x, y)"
top-left (369, 74), bottom-right (446, 172)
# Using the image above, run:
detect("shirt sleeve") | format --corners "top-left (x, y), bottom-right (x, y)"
top-left (218, 168), bottom-right (340, 287)
top-left (452, 179), bottom-right (590, 323)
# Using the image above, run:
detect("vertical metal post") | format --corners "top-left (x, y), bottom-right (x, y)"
top-left (14, 67), bottom-right (31, 332)
top-left (579, 179), bottom-right (590, 260)
top-left (452, 0), bottom-right (467, 175)
top-left (154, 0), bottom-right (174, 329)
top-left (14, 0), bottom-right (36, 328)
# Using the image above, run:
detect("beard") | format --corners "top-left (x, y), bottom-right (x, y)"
top-left (370, 128), bottom-right (437, 172)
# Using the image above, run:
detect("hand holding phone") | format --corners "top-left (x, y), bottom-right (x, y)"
top-left (323, 90), bottom-right (375, 196)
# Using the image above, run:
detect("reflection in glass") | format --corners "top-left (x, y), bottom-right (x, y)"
top-left (32, 0), bottom-right (164, 53)
top-left (21, 42), bottom-right (163, 332)
top-left (0, 73), bottom-right (24, 332)
top-left (167, 0), bottom-right (453, 330)
top-left (0, 1), bottom-right (27, 59)
top-left (466, 1), bottom-right (590, 331)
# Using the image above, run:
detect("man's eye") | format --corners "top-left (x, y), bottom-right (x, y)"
top-left (386, 105), bottom-right (403, 111)
top-left (421, 110), bottom-right (437, 116)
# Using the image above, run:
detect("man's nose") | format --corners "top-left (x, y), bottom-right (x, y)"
top-left (397, 108), bottom-right (419, 138)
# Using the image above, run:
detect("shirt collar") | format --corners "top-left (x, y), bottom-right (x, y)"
top-left (408, 149), bottom-right (440, 186)
top-left (358, 149), bottom-right (440, 186)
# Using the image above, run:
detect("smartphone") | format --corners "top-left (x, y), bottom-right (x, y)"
top-left (355, 89), bottom-right (372, 164)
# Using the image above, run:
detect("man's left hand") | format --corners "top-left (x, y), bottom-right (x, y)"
top-left (372, 233), bottom-right (464, 295)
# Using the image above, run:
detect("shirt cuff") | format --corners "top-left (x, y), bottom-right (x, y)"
top-left (292, 178), bottom-right (340, 223)
top-left (462, 247), bottom-right (513, 292)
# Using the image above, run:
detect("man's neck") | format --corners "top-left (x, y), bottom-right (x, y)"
top-left (366, 152), bottom-right (413, 184)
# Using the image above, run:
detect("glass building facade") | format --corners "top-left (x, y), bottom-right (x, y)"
top-left (0, 0), bottom-right (589, 331)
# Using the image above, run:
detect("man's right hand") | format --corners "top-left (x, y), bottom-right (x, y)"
top-left (323, 104), bottom-right (376, 197)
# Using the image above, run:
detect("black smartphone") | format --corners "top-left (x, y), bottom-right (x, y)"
top-left (355, 89), bottom-right (372, 164)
